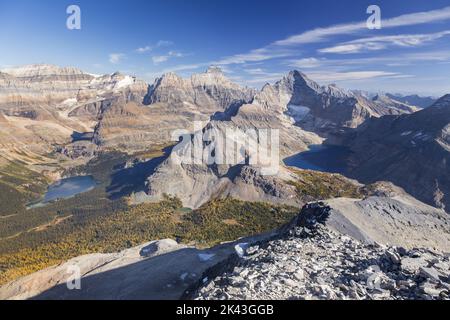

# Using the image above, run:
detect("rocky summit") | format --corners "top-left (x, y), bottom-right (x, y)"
top-left (194, 202), bottom-right (450, 301)
top-left (195, 223), bottom-right (450, 300)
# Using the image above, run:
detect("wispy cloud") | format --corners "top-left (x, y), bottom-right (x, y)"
top-left (283, 48), bottom-right (450, 72)
top-left (213, 48), bottom-right (292, 66)
top-left (163, 6), bottom-right (450, 71)
top-left (152, 51), bottom-right (186, 65)
top-left (240, 68), bottom-right (285, 85)
top-left (307, 71), bottom-right (399, 82)
top-left (151, 47), bottom-right (292, 74)
top-left (136, 40), bottom-right (173, 53)
top-left (152, 55), bottom-right (169, 64)
top-left (288, 57), bottom-right (324, 68)
top-left (243, 68), bottom-right (266, 75)
top-left (402, 50), bottom-right (450, 62)
top-left (273, 6), bottom-right (450, 46)
top-left (109, 53), bottom-right (125, 64)
top-left (239, 69), bottom-right (408, 86)
top-left (319, 30), bottom-right (450, 54)
top-left (136, 46), bottom-right (152, 53)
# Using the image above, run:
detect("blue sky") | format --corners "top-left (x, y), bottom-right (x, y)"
top-left (1, 0), bottom-right (450, 95)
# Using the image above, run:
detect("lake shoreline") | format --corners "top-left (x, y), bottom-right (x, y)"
top-left (26, 175), bottom-right (97, 209)
top-left (283, 144), bottom-right (352, 174)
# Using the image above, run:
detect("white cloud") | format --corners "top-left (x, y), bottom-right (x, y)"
top-left (273, 6), bottom-right (450, 46)
top-left (214, 48), bottom-right (292, 65)
top-left (403, 50), bottom-right (450, 61)
top-left (307, 71), bottom-right (398, 82)
top-left (320, 44), bottom-right (373, 54)
top-left (243, 68), bottom-right (266, 75)
top-left (156, 40), bottom-right (173, 47)
top-left (288, 57), bottom-right (323, 68)
top-left (109, 53), bottom-right (125, 64)
top-left (245, 74), bottom-right (285, 84)
top-left (158, 48), bottom-right (290, 74)
top-left (152, 55), bottom-right (169, 64)
top-left (273, 22), bottom-right (367, 46)
top-left (140, 6), bottom-right (450, 94)
top-left (144, 5), bottom-right (450, 86)
top-left (136, 40), bottom-right (173, 53)
top-left (151, 51), bottom-right (186, 65)
top-left (176, 6), bottom-right (450, 69)
top-left (320, 30), bottom-right (450, 54)
top-left (165, 63), bottom-right (204, 72)
top-left (167, 51), bottom-right (184, 58)
top-left (239, 69), bottom-right (286, 85)
top-left (280, 49), bottom-right (450, 72)
top-left (136, 46), bottom-right (152, 53)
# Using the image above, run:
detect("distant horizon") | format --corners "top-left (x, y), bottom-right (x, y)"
top-left (1, 0), bottom-right (450, 96)
top-left (1, 62), bottom-right (442, 98)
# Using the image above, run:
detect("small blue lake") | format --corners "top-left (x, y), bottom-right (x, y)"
top-left (28, 176), bottom-right (96, 208)
top-left (283, 144), bottom-right (351, 174)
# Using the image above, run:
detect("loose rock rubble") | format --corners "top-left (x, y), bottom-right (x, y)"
top-left (195, 220), bottom-right (450, 300)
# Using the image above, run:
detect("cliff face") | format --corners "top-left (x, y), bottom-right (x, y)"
top-left (271, 71), bottom-right (418, 135)
top-left (145, 67), bottom-right (255, 110)
top-left (0, 65), bottom-right (148, 164)
top-left (92, 67), bottom-right (256, 152)
top-left (340, 94), bottom-right (450, 211)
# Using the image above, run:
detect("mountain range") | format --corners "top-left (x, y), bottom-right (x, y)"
top-left (339, 95), bottom-right (450, 210)
top-left (0, 63), bottom-right (448, 300)
top-left (0, 63), bottom-right (447, 209)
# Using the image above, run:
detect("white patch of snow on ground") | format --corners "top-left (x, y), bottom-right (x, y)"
top-left (410, 131), bottom-right (431, 142)
top-left (61, 98), bottom-right (78, 106)
top-left (115, 76), bottom-right (134, 89)
top-left (234, 243), bottom-right (249, 258)
top-left (287, 105), bottom-right (310, 122)
top-left (401, 131), bottom-right (412, 136)
top-left (180, 272), bottom-right (188, 281)
top-left (198, 253), bottom-right (215, 262)
top-left (86, 73), bottom-right (101, 78)
top-left (412, 131), bottom-right (424, 139)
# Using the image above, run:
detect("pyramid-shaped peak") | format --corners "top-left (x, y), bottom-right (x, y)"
top-left (430, 94), bottom-right (450, 109)
top-left (281, 70), bottom-right (322, 92)
top-left (152, 72), bottom-right (185, 88)
top-left (206, 66), bottom-right (224, 74)
top-left (288, 70), bottom-right (311, 81)
top-left (159, 72), bottom-right (182, 80)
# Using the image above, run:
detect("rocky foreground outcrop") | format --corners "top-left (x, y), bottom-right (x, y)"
top-left (194, 198), bottom-right (450, 300)
top-left (1, 193), bottom-right (448, 300)
top-left (195, 215), bottom-right (450, 300)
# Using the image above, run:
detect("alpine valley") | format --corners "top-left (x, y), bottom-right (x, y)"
top-left (0, 64), bottom-right (448, 300)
